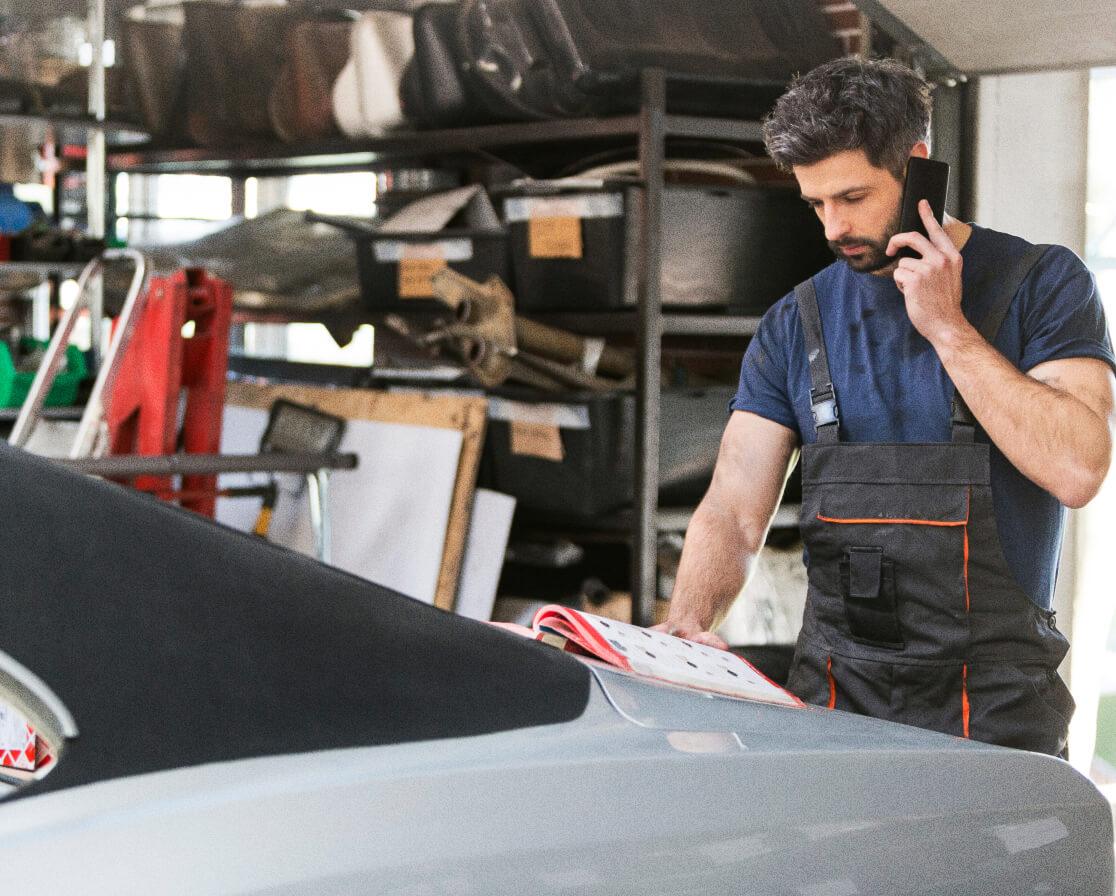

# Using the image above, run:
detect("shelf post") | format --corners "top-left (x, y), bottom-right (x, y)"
top-left (86, 0), bottom-right (107, 240)
top-left (86, 0), bottom-right (108, 370)
top-left (632, 68), bottom-right (667, 627)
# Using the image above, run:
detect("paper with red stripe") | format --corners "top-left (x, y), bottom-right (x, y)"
top-left (531, 605), bottom-right (803, 706)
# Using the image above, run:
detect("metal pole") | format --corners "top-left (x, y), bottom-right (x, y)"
top-left (632, 68), bottom-right (666, 627)
top-left (306, 469), bottom-right (333, 564)
top-left (86, 0), bottom-right (107, 370)
top-left (86, 0), bottom-right (106, 239)
top-left (56, 451), bottom-right (358, 477)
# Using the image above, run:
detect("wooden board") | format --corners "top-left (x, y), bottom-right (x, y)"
top-left (225, 382), bottom-right (488, 612)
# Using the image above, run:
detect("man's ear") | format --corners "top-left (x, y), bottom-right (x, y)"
top-left (909, 142), bottom-right (930, 160)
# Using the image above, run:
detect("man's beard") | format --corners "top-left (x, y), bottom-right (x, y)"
top-left (828, 208), bottom-right (902, 273)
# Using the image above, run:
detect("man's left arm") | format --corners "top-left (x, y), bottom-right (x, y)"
top-left (891, 200), bottom-right (1116, 508)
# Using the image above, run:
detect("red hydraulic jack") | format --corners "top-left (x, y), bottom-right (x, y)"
top-left (103, 268), bottom-right (233, 518)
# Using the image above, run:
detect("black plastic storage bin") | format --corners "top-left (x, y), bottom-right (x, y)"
top-left (503, 183), bottom-right (628, 310)
top-left (633, 184), bottom-right (831, 314)
top-left (503, 181), bottom-right (830, 313)
top-left (355, 228), bottom-right (510, 313)
top-left (481, 389), bottom-right (635, 521)
top-left (658, 385), bottom-right (737, 505)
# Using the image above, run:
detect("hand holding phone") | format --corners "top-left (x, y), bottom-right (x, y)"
top-left (896, 157), bottom-right (950, 259)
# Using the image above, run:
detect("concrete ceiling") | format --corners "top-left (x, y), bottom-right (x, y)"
top-left (855, 0), bottom-right (1116, 76)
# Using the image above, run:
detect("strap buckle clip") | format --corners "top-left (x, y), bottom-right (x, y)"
top-left (811, 383), bottom-right (839, 429)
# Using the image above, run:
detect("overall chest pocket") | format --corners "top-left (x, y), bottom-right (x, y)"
top-left (839, 546), bottom-right (902, 648)
top-left (805, 483), bottom-right (972, 659)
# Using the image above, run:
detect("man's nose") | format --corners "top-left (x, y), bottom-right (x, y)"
top-left (821, 206), bottom-right (850, 242)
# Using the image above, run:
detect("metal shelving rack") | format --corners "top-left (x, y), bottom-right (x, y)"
top-left (104, 68), bottom-right (781, 627)
top-left (0, 0), bottom-right (149, 370)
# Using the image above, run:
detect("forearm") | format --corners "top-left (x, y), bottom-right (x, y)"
top-left (891, 207), bottom-right (1115, 506)
top-left (666, 492), bottom-right (766, 633)
top-left (658, 412), bottom-right (798, 644)
top-left (933, 323), bottom-right (1114, 507)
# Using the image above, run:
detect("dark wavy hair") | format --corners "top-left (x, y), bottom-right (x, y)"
top-left (762, 56), bottom-right (933, 179)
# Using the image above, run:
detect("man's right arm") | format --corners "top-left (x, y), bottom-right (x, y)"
top-left (656, 410), bottom-right (800, 649)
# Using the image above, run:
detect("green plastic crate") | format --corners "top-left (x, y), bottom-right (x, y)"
top-left (0, 338), bottom-right (87, 408)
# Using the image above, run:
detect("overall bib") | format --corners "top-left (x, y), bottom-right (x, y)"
top-left (785, 245), bottom-right (1075, 755)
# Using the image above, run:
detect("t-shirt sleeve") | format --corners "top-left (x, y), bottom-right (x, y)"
top-left (1017, 246), bottom-right (1116, 375)
top-left (729, 295), bottom-right (802, 435)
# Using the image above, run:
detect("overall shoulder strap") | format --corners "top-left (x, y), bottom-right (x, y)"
top-left (794, 277), bottom-right (840, 444)
top-left (951, 243), bottom-right (1053, 442)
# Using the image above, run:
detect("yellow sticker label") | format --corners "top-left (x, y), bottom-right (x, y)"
top-left (509, 420), bottom-right (565, 461)
top-left (398, 257), bottom-right (447, 298)
top-left (528, 216), bottom-right (583, 259)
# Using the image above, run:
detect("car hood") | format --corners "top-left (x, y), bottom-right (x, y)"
top-left (0, 663), bottom-right (1108, 895)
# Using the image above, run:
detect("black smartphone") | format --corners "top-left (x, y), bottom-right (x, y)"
top-left (896, 157), bottom-right (950, 259)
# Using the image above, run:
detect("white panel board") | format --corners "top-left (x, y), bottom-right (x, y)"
top-left (217, 405), bottom-right (461, 605)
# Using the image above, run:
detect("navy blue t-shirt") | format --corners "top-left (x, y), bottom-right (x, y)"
top-left (732, 224), bottom-right (1115, 609)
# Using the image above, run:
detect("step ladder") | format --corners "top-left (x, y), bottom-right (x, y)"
top-left (9, 250), bottom-right (356, 561)
top-left (8, 248), bottom-right (150, 458)
top-left (100, 266), bottom-right (233, 517)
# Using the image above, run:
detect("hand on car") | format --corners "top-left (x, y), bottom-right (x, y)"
top-left (651, 620), bottom-right (729, 650)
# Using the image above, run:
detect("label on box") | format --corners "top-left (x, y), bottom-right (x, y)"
top-left (528, 216), bottom-right (583, 259)
top-left (487, 398), bottom-right (590, 430)
top-left (398, 257), bottom-right (447, 298)
top-left (509, 420), bottom-right (565, 461)
top-left (504, 194), bottom-right (623, 222)
top-left (383, 242), bottom-right (470, 301)
top-left (373, 238), bottom-right (476, 263)
top-left (375, 239), bottom-right (476, 300)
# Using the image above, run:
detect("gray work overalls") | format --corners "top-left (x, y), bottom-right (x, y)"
top-left (785, 244), bottom-right (1075, 755)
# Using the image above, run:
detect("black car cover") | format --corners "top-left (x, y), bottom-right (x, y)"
top-left (0, 442), bottom-right (590, 794)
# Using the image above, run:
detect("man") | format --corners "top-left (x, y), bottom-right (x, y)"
top-left (658, 56), bottom-right (1116, 756)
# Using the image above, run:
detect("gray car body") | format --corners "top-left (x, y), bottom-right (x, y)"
top-left (0, 657), bottom-right (1109, 895)
top-left (0, 443), bottom-right (1107, 893)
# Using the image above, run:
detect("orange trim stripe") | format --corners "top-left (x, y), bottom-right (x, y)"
top-left (816, 514), bottom-right (966, 526)
top-left (826, 656), bottom-right (836, 709)
top-left (963, 489), bottom-right (971, 612)
top-left (961, 664), bottom-right (970, 738)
